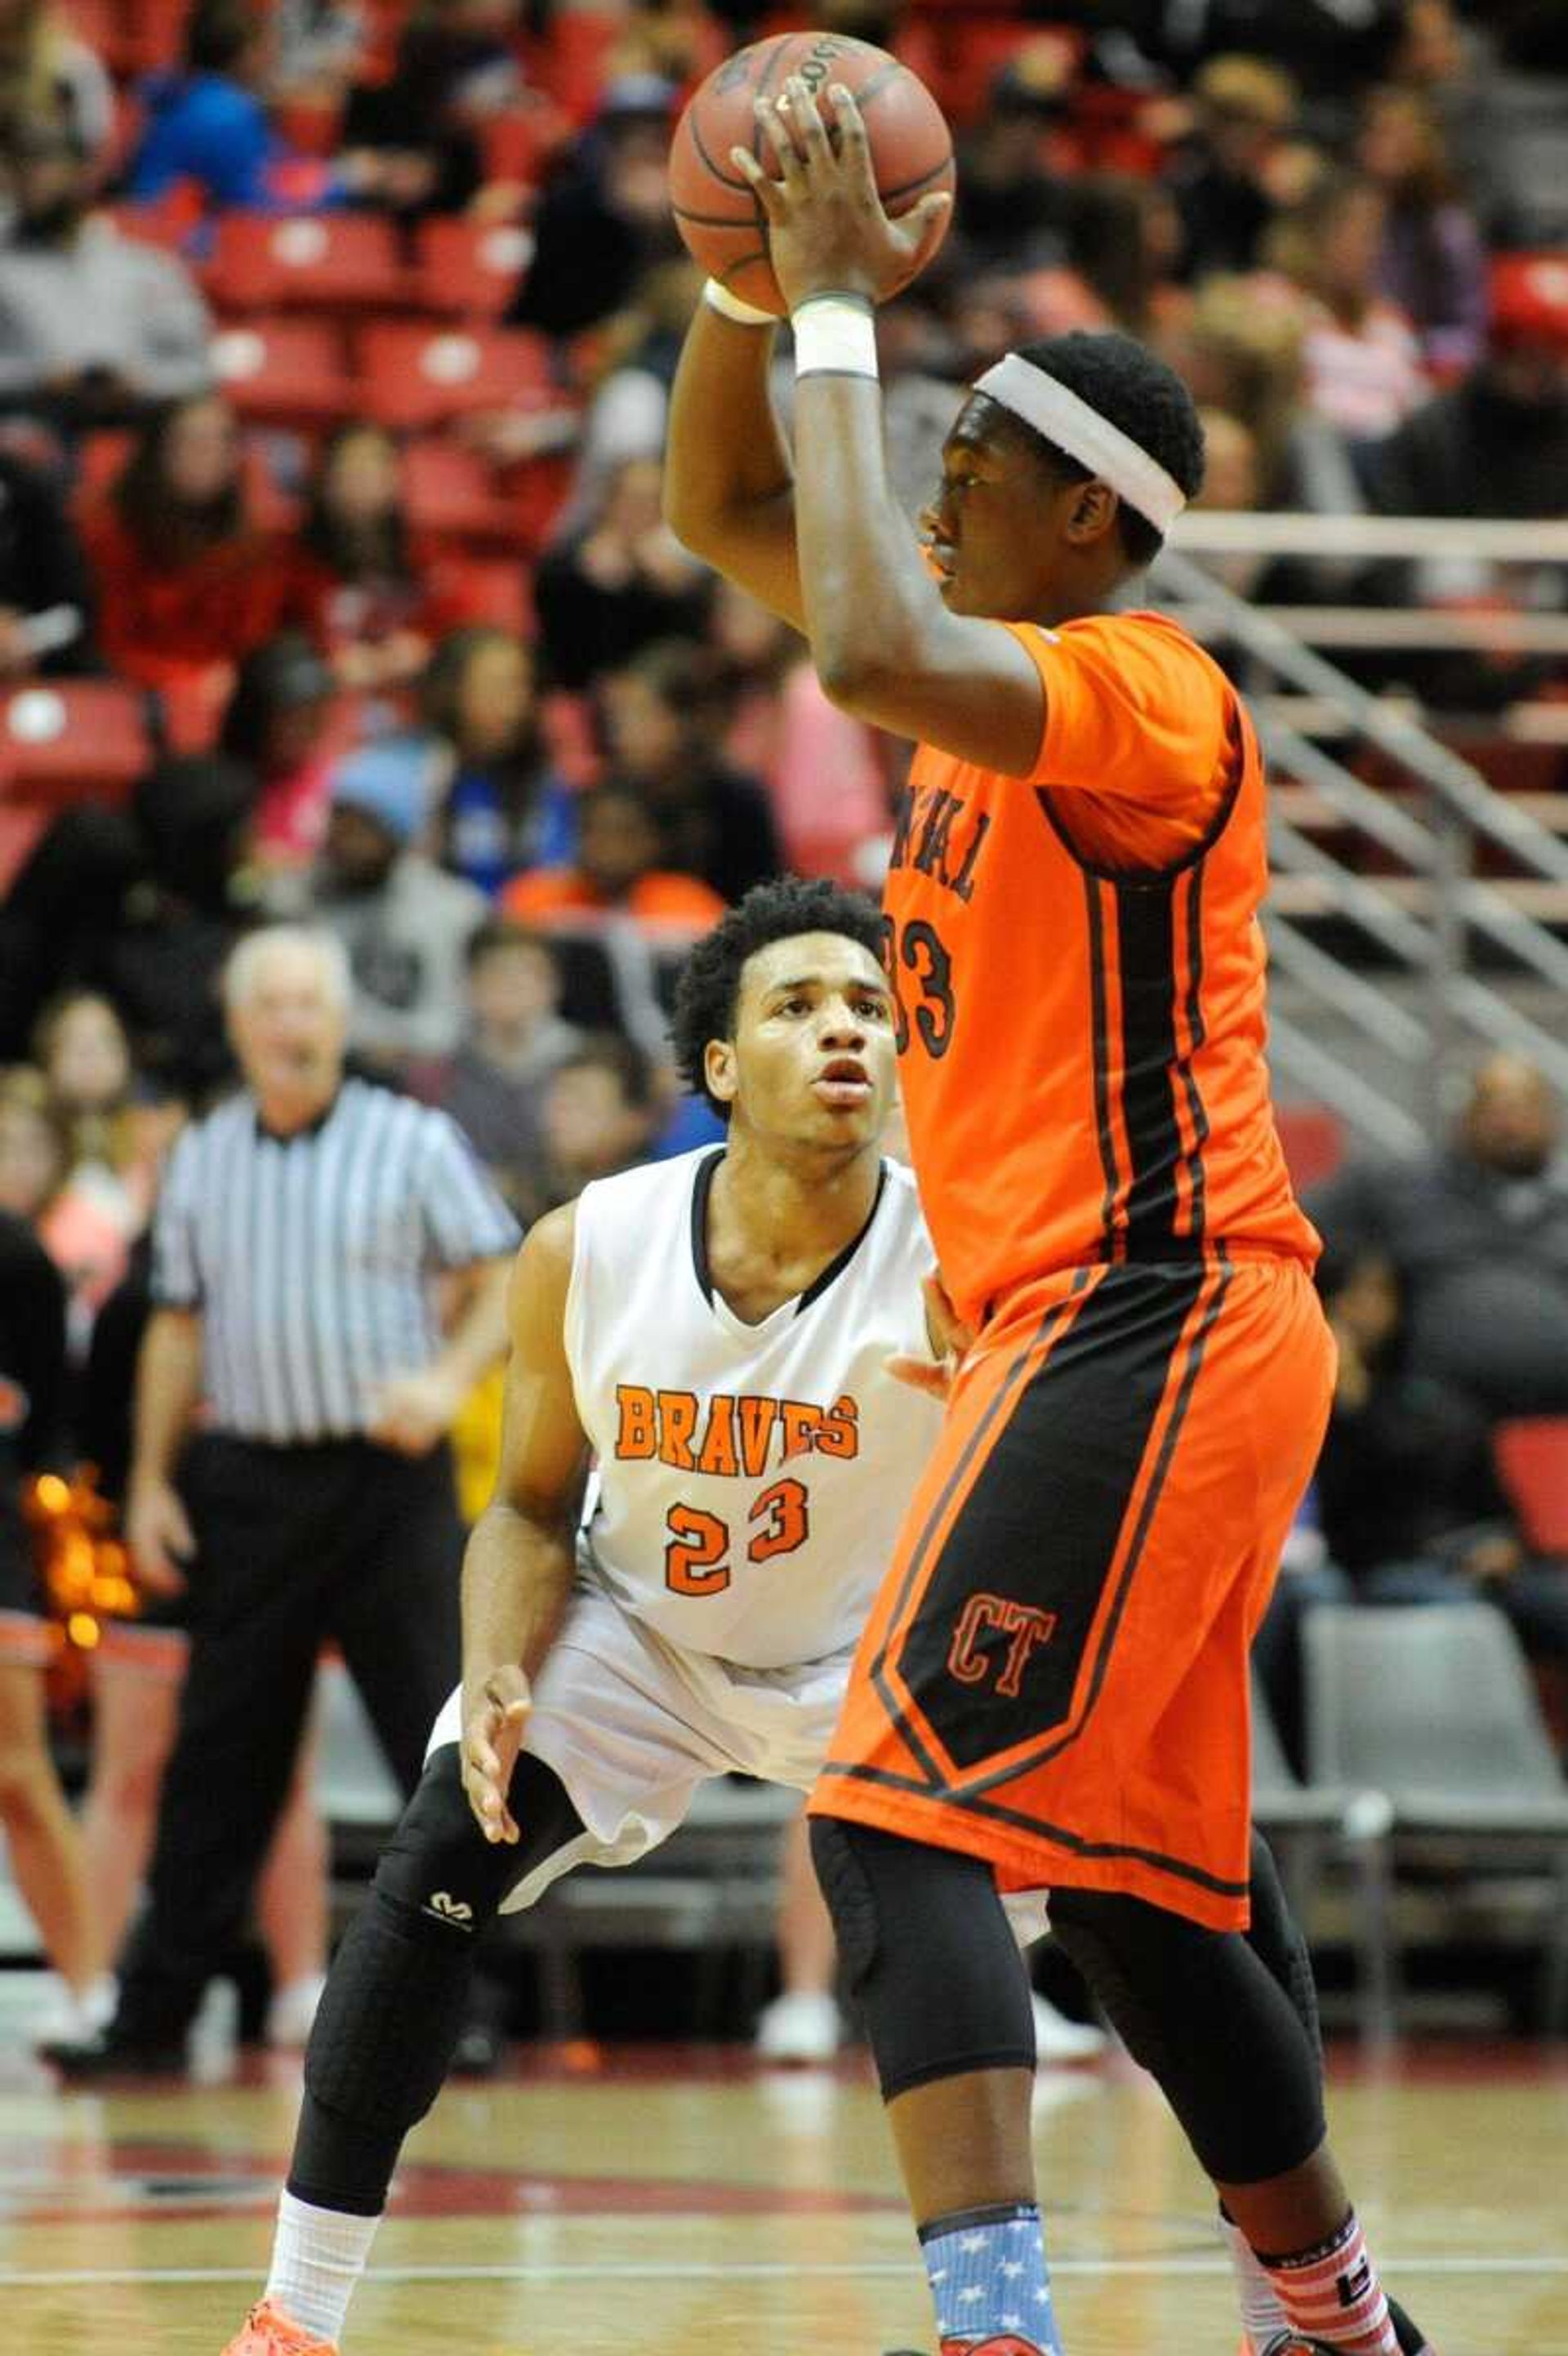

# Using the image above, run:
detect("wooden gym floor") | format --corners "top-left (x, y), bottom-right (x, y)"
top-left (2, 2037), bottom-right (1565, 2354)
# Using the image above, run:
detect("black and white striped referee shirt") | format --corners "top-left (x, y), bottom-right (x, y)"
top-left (150, 1078), bottom-right (520, 1445)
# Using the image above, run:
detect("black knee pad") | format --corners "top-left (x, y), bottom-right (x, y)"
top-left (809, 1815), bottom-right (1035, 2101)
top-left (809, 1814), bottom-right (880, 1988)
top-left (1245, 1831), bottom-right (1322, 2069)
top-left (304, 1744), bottom-right (583, 2140)
top-left (303, 1881), bottom-right (477, 2138)
top-left (1049, 1884), bottom-right (1325, 2185)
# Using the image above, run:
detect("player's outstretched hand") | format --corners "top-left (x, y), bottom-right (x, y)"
top-left (887, 1269), bottom-right (974, 1399)
top-left (461, 1667), bottom-right (532, 1845)
top-left (732, 75), bottom-right (951, 312)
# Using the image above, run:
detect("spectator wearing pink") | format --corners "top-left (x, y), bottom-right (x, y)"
top-left (219, 635), bottom-right (340, 870)
top-left (0, 1064), bottom-right (130, 1332)
top-left (710, 581), bottom-right (888, 886)
top-left (1259, 167), bottom-right (1429, 442)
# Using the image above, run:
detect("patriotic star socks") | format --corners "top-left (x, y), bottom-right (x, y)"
top-left (919, 2201), bottom-right (1062, 2356)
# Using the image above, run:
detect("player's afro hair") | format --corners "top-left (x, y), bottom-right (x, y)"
top-left (988, 330), bottom-right (1206, 569)
top-left (672, 875), bottom-right (885, 1118)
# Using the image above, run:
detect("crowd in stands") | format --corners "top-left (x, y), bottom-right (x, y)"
top-left (0, 0), bottom-right (1566, 2043)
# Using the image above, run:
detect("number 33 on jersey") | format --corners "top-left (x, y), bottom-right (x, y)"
top-left (564, 1148), bottom-right (942, 1671)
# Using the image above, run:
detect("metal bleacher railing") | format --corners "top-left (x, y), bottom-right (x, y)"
top-left (1153, 515), bottom-right (1568, 1156)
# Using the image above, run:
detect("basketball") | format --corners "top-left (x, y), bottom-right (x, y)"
top-left (668, 31), bottom-right (956, 319)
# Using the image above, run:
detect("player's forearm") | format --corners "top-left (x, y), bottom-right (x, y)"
top-left (128, 1310), bottom-right (205, 1490)
top-left (665, 302), bottom-right (791, 547)
top-left (792, 373), bottom-right (942, 698)
top-left (460, 1500), bottom-right (576, 1697)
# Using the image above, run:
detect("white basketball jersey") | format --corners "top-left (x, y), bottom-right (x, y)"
top-left (564, 1148), bottom-right (942, 1670)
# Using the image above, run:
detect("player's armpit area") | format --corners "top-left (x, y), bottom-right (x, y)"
top-left (822, 610), bottom-right (1047, 774)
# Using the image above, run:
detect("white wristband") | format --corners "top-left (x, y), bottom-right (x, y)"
top-left (703, 277), bottom-right (775, 328)
top-left (791, 294), bottom-right (878, 381)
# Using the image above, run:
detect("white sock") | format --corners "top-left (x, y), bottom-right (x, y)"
top-left (1220, 2212), bottom-right (1291, 2353)
top-left (265, 2189), bottom-right (381, 2344)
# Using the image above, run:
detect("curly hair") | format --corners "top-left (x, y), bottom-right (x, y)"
top-left (985, 329), bottom-right (1207, 568)
top-left (670, 876), bottom-right (884, 1118)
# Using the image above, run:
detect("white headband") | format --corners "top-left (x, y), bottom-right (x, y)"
top-left (973, 353), bottom-right (1187, 535)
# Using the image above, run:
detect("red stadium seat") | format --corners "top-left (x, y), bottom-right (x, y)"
top-left (476, 102), bottom-right (570, 195)
top-left (109, 179), bottom-right (204, 253)
top-left (413, 219), bottom-right (536, 319)
top-left (118, 0), bottom-right (190, 73)
top-left (1274, 1103), bottom-right (1345, 1192)
top-left (206, 213), bottom-right (410, 315)
top-left (1494, 1421), bottom-right (1568, 1557)
top-left (354, 321), bottom-right (556, 431)
top-left (532, 8), bottom-right (621, 123)
top-left (0, 806), bottom-right (47, 891)
top-left (212, 317), bottom-right (358, 430)
top-left (407, 429), bottom-right (572, 559)
top-left (434, 554), bottom-right (534, 636)
top-left (274, 94), bottom-right (346, 158)
top-left (0, 680), bottom-right (152, 801)
top-left (403, 436), bottom-right (523, 550)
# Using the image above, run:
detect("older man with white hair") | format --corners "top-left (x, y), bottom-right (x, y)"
top-left (49, 925), bottom-right (518, 2077)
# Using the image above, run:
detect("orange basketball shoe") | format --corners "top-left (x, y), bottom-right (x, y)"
top-left (220, 2300), bottom-right (339, 2354)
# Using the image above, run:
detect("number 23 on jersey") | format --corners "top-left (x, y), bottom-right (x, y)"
top-left (666, 1478), bottom-right (810, 1595)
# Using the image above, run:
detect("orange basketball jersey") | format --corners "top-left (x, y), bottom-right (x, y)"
top-left (882, 609), bottom-right (1319, 1323)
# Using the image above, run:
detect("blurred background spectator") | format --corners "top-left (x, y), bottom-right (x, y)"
top-left (533, 452), bottom-right (709, 692)
top-left (218, 630), bottom-right (338, 870)
top-left (408, 916), bottom-right (582, 1213)
top-left (79, 393), bottom-right (283, 711)
top-left (1308, 1055), bottom-right (1568, 1421)
top-left (296, 735), bottom-right (486, 1073)
top-left (595, 636), bottom-right (779, 903)
top-left (281, 424), bottom-right (469, 694)
top-left (420, 624), bottom-right (573, 897)
top-left (0, 113), bottom-right (212, 434)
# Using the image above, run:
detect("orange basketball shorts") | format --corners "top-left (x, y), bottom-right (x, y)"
top-left (812, 1250), bottom-right (1334, 1931)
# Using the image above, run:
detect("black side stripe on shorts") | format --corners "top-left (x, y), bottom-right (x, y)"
top-left (958, 1247), bottom-right (1232, 1799)
top-left (868, 1272), bottom-right (1095, 1789)
top-left (816, 1757), bottom-right (1253, 1904)
top-left (865, 1256), bottom-right (1224, 1785)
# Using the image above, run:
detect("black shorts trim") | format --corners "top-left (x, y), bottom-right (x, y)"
top-left (814, 1758), bottom-right (1252, 1904)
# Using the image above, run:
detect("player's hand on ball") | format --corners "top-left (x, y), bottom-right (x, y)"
top-left (733, 77), bottom-right (951, 311)
top-left (887, 1269), bottom-right (974, 1399)
top-left (461, 1667), bottom-right (532, 1845)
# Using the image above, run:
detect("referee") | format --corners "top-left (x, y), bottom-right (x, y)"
top-left (51, 926), bottom-right (519, 2074)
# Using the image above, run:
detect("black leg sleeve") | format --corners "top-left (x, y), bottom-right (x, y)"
top-left (289, 1744), bottom-right (583, 2215)
top-left (1049, 1883), bottom-right (1326, 2185)
top-left (810, 1818), bottom-right (1036, 2102)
